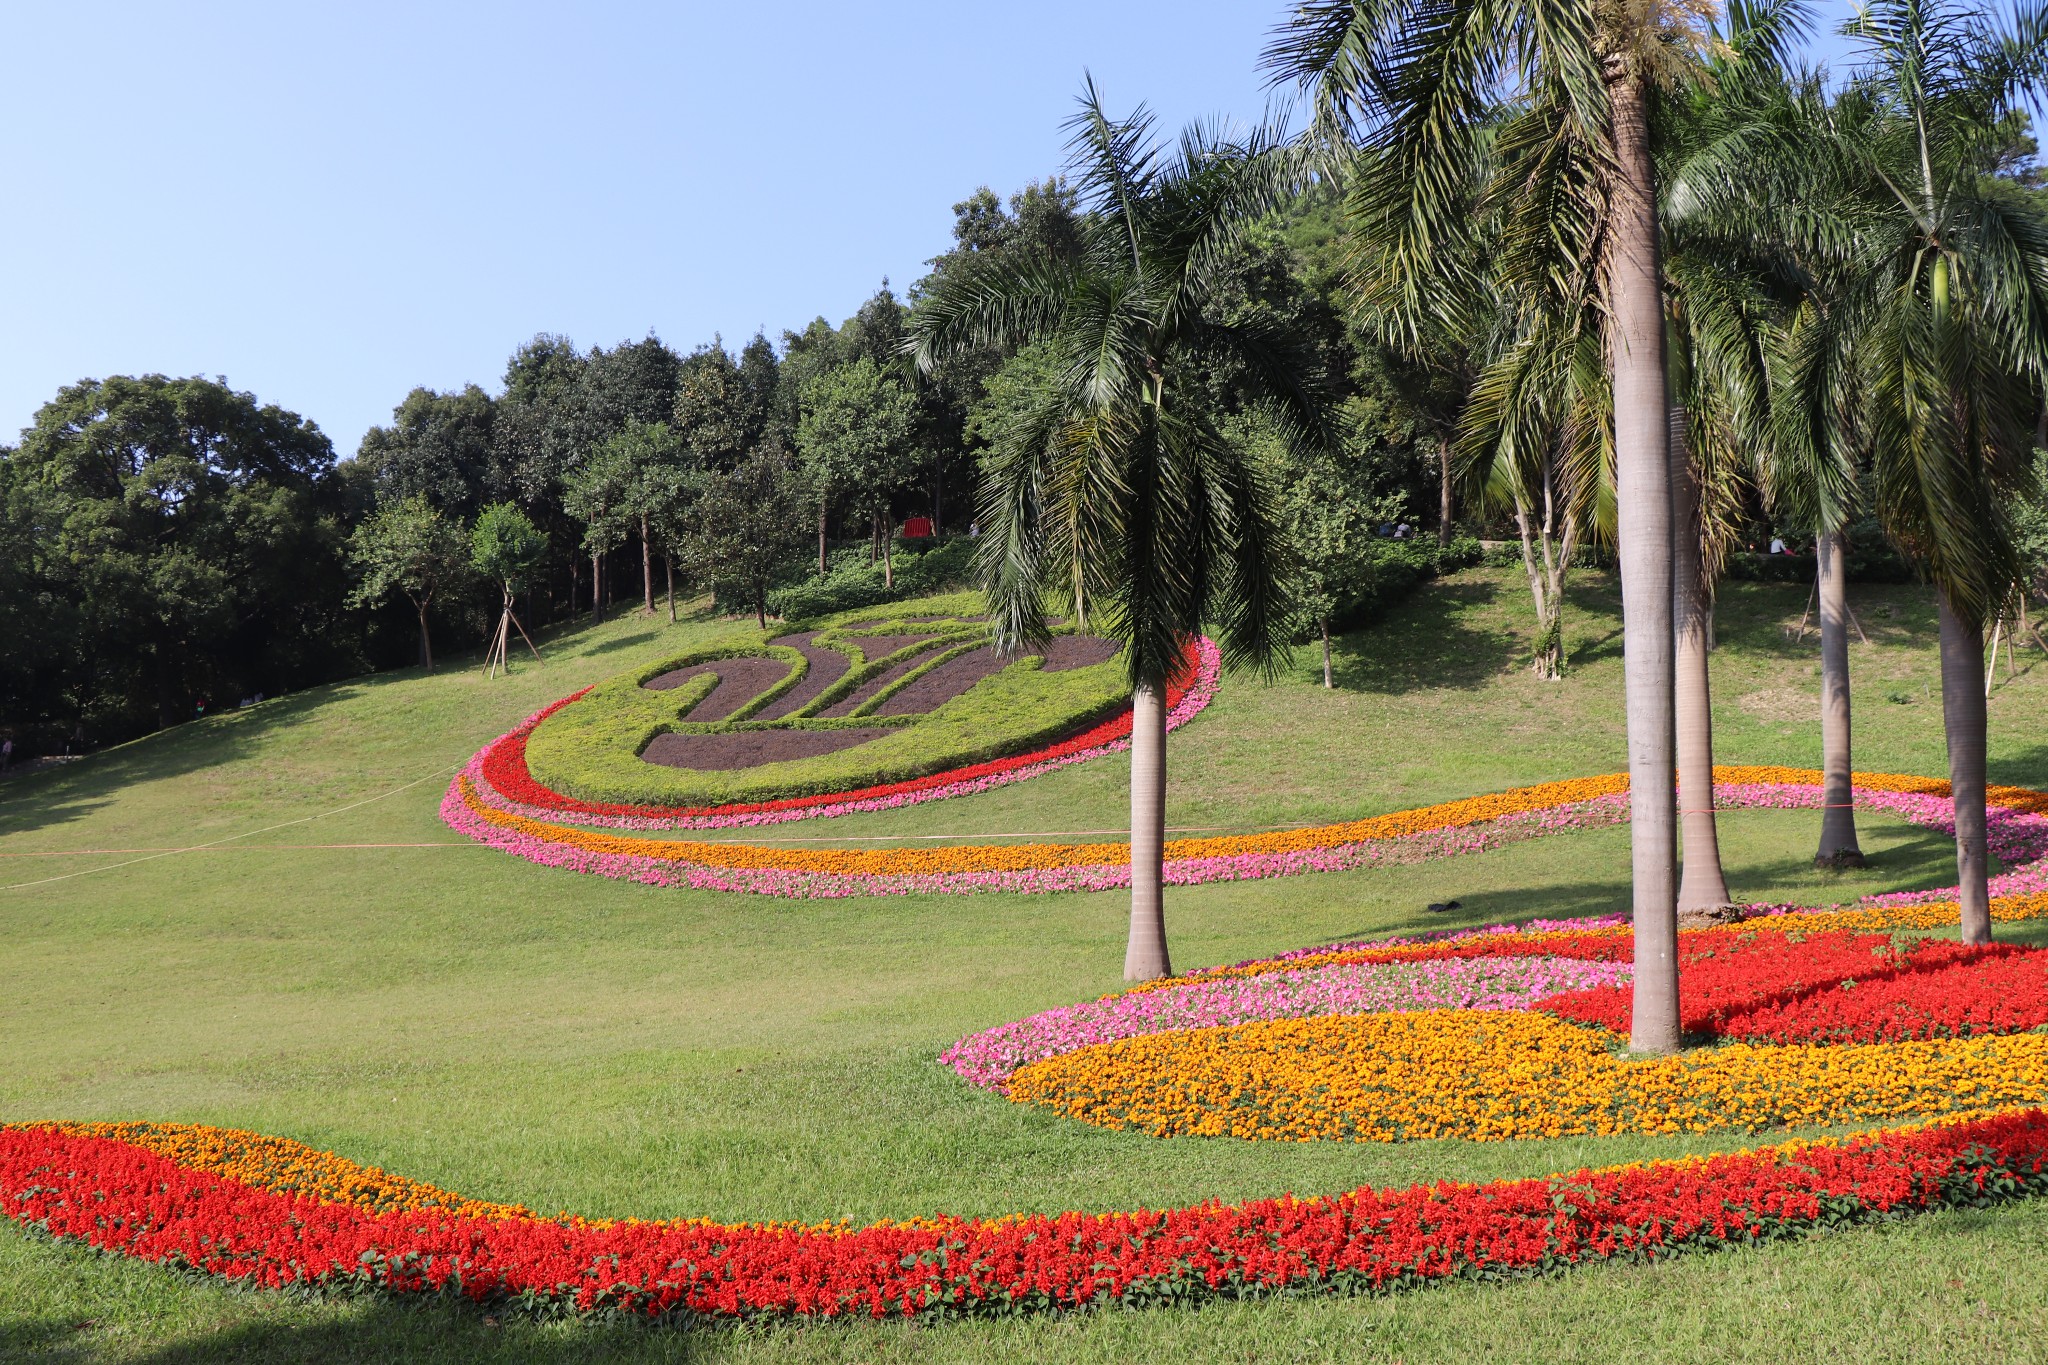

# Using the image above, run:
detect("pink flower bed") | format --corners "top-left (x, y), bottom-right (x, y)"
top-left (941, 954), bottom-right (1634, 1090)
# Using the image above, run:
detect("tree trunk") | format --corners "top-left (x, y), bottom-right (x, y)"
top-left (1125, 676), bottom-right (1172, 981)
top-left (1815, 530), bottom-right (1864, 865)
top-left (590, 553), bottom-right (602, 625)
top-left (1938, 590), bottom-right (1992, 943)
top-left (756, 581), bottom-right (768, 629)
top-left (416, 600), bottom-right (435, 670)
top-left (1608, 70), bottom-right (1680, 1055)
top-left (1437, 435), bottom-right (1454, 546)
top-left (818, 505), bottom-right (830, 578)
top-left (1671, 408), bottom-right (1732, 912)
top-left (641, 513), bottom-right (654, 614)
top-left (881, 513), bottom-right (895, 590)
top-left (665, 552), bottom-right (676, 624)
top-left (1321, 618), bottom-right (1333, 689)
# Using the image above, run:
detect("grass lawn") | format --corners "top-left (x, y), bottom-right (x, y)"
top-left (3, 566), bottom-right (2046, 1362)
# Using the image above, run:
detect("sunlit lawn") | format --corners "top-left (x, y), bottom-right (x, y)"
top-left (4, 566), bottom-right (2045, 1362)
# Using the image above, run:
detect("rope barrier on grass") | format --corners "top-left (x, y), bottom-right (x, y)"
top-left (0, 763), bottom-right (465, 891)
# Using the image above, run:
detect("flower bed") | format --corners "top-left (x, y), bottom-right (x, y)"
top-left (465, 636), bottom-right (1218, 831)
top-left (6, 1111), bottom-right (2048, 1321)
top-left (1004, 1008), bottom-right (2048, 1142)
top-left (445, 760), bottom-right (2048, 901)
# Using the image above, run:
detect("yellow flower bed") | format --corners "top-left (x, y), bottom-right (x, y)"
top-left (1004, 1010), bottom-right (2048, 1142)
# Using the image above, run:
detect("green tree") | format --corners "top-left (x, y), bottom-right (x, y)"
top-left (795, 356), bottom-right (919, 583)
top-left (1770, 0), bottom-right (2048, 942)
top-left (561, 435), bottom-right (639, 623)
top-left (1269, 0), bottom-right (1720, 1052)
top-left (910, 81), bottom-right (1324, 982)
top-left (471, 502), bottom-right (548, 675)
top-left (354, 384), bottom-right (502, 520)
top-left (346, 495), bottom-right (469, 669)
top-left (9, 374), bottom-right (344, 734)
top-left (676, 445), bottom-right (811, 627)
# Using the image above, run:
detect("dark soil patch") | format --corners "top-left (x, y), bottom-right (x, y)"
top-left (753, 633), bottom-right (851, 721)
top-left (817, 641), bottom-right (957, 718)
top-left (839, 633), bottom-right (944, 664)
top-left (640, 727), bottom-right (893, 771)
top-left (872, 646), bottom-right (1017, 717)
top-left (642, 657), bottom-right (797, 722)
top-left (1041, 636), bottom-right (1121, 672)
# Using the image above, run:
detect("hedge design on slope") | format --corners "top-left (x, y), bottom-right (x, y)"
top-left (521, 593), bottom-right (1145, 809)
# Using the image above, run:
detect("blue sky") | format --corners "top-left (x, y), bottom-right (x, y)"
top-left (0, 1), bottom-right (1869, 459)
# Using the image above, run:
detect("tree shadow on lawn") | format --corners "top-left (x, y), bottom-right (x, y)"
top-left (0, 682), bottom-right (379, 841)
top-left (1296, 828), bottom-right (1968, 950)
top-left (55, 1294), bottom-right (739, 1365)
top-left (1326, 581), bottom-right (1522, 694)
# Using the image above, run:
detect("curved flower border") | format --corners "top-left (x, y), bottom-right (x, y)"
top-left (444, 762), bottom-right (2048, 901)
top-left (471, 638), bottom-right (1220, 831)
top-left (4, 1110), bottom-right (2046, 1321)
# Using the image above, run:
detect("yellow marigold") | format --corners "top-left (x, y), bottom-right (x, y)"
top-left (1005, 1011), bottom-right (2048, 1142)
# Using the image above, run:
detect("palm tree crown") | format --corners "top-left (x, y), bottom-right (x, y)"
top-left (907, 80), bottom-right (1332, 981)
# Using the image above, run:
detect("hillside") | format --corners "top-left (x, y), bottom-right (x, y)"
top-left (4, 566), bottom-right (2046, 1362)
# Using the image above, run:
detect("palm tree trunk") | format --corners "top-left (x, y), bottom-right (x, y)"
top-left (1938, 590), bottom-right (1992, 943)
top-left (882, 514), bottom-right (894, 590)
top-left (1672, 409), bottom-right (1731, 912)
top-left (1321, 618), bottom-right (1333, 689)
top-left (665, 552), bottom-right (676, 624)
top-left (1815, 530), bottom-right (1864, 865)
top-left (1437, 434), bottom-right (1454, 546)
top-left (590, 553), bottom-right (602, 625)
top-left (1608, 70), bottom-right (1680, 1055)
top-left (641, 513), bottom-right (654, 614)
top-left (1124, 676), bottom-right (1171, 982)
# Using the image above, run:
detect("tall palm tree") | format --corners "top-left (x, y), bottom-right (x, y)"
top-left (1268, 0), bottom-right (1717, 1052)
top-left (1770, 0), bottom-right (2048, 941)
top-left (908, 81), bottom-right (1326, 981)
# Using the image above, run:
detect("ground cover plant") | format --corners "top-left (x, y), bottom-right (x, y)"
top-left (6, 568), bottom-right (2048, 1360)
top-left (519, 594), bottom-right (1156, 808)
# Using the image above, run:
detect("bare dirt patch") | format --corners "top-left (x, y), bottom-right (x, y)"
top-left (643, 657), bottom-right (798, 721)
top-left (640, 727), bottom-right (895, 771)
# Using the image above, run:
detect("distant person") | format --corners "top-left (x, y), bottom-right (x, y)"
top-left (1769, 535), bottom-right (1787, 555)
top-left (1, 738), bottom-right (11, 771)
top-left (1395, 522), bottom-right (1412, 539)
top-left (968, 521), bottom-right (980, 539)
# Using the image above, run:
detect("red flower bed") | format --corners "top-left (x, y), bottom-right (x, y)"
top-left (1536, 930), bottom-right (2044, 1043)
top-left (4, 1114), bottom-right (2046, 1320)
top-left (484, 642), bottom-right (1204, 821)
top-left (1722, 951), bottom-right (2048, 1044)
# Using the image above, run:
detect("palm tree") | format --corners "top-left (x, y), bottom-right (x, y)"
top-left (908, 81), bottom-right (1326, 981)
top-left (1268, 0), bottom-right (1718, 1051)
top-left (1769, 0), bottom-right (2048, 941)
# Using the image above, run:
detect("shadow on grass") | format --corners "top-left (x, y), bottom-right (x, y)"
top-left (0, 682), bottom-right (378, 839)
top-left (1297, 822), bottom-right (1968, 951)
top-left (1327, 581), bottom-right (1521, 694)
top-left (7, 1294), bottom-right (734, 1364)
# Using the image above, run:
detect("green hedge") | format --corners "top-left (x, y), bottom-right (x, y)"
top-left (523, 593), bottom-right (1131, 807)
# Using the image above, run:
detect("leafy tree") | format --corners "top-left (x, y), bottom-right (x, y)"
top-left (471, 502), bottom-right (548, 674)
top-left (470, 501), bottom-right (548, 598)
top-left (354, 384), bottom-right (501, 520)
top-left (794, 356), bottom-right (919, 583)
top-left (8, 374), bottom-right (345, 734)
top-left (346, 495), bottom-right (469, 669)
top-left (676, 445), bottom-right (810, 627)
top-left (1263, 425), bottom-right (1382, 687)
top-left (561, 435), bottom-right (640, 623)
top-left (911, 81), bottom-right (1324, 982)
top-left (1270, 0), bottom-right (1721, 1052)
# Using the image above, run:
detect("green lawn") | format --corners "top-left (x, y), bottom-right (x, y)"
top-left (4, 566), bottom-right (2046, 1362)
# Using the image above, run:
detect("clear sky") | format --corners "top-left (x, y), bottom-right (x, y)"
top-left (0, 1), bottom-right (1869, 459)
